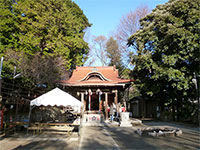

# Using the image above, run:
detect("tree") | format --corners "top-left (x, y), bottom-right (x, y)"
top-left (91, 35), bottom-right (108, 66)
top-left (128, 0), bottom-right (200, 121)
top-left (14, 0), bottom-right (91, 69)
top-left (106, 37), bottom-right (123, 72)
top-left (115, 5), bottom-right (149, 65)
top-left (0, 0), bottom-right (20, 54)
top-left (0, 0), bottom-right (91, 87)
top-left (21, 53), bottom-right (67, 87)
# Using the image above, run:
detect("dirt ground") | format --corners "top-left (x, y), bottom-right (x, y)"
top-left (0, 131), bottom-right (80, 150)
top-left (0, 121), bottom-right (199, 150)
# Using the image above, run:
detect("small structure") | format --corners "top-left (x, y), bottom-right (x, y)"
top-left (128, 97), bottom-right (157, 119)
top-left (58, 66), bottom-right (133, 123)
top-left (28, 88), bottom-right (82, 122)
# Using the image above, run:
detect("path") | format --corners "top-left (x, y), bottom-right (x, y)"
top-left (79, 125), bottom-right (120, 150)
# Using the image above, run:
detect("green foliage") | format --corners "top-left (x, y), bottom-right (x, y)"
top-left (0, 0), bottom-right (91, 87)
top-left (14, 0), bottom-right (91, 69)
top-left (0, 0), bottom-right (19, 54)
top-left (128, 0), bottom-right (200, 119)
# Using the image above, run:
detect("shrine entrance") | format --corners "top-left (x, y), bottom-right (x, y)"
top-left (83, 89), bottom-right (105, 112)
top-left (86, 94), bottom-right (99, 111)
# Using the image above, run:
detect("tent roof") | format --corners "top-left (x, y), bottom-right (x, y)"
top-left (30, 87), bottom-right (81, 107)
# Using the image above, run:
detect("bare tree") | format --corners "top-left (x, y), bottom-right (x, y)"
top-left (85, 6), bottom-right (149, 67)
top-left (84, 48), bottom-right (96, 66)
top-left (115, 5), bottom-right (149, 63)
top-left (82, 28), bottom-right (95, 66)
top-left (5, 50), bottom-right (68, 87)
top-left (91, 35), bottom-right (108, 66)
top-left (106, 37), bottom-right (122, 69)
top-left (22, 53), bottom-right (68, 87)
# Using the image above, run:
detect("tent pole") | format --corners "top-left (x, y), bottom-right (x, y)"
top-left (27, 105), bottom-right (35, 134)
top-left (27, 105), bottom-right (31, 134)
top-left (28, 106), bottom-right (31, 123)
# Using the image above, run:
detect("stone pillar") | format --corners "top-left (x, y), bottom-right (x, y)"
top-left (105, 93), bottom-right (108, 120)
top-left (120, 112), bottom-right (132, 127)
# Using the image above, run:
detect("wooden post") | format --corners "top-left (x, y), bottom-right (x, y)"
top-left (105, 93), bottom-right (108, 120)
top-left (88, 94), bottom-right (91, 111)
top-left (88, 89), bottom-right (92, 111)
top-left (99, 97), bottom-right (101, 112)
top-left (114, 89), bottom-right (118, 105)
top-left (98, 90), bottom-right (102, 112)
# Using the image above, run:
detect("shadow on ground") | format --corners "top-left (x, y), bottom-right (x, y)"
top-left (105, 121), bottom-right (200, 150)
top-left (13, 140), bottom-right (69, 150)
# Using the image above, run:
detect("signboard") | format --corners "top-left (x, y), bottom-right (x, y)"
top-left (86, 114), bottom-right (101, 123)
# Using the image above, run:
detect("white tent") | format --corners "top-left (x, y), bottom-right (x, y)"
top-left (30, 87), bottom-right (81, 113)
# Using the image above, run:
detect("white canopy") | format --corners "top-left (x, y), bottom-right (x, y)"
top-left (30, 87), bottom-right (81, 112)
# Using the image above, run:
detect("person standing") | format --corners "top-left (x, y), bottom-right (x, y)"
top-left (110, 103), bottom-right (114, 122)
top-left (116, 102), bottom-right (120, 120)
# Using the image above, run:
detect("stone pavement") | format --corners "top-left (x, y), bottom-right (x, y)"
top-left (79, 125), bottom-right (120, 150)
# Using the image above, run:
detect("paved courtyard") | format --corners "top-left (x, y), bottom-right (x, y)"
top-left (0, 121), bottom-right (199, 150)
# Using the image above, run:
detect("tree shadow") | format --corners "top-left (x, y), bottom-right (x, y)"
top-left (104, 126), bottom-right (159, 149)
top-left (104, 125), bottom-right (200, 150)
top-left (1, 130), bottom-right (78, 150)
top-left (12, 140), bottom-right (71, 150)
top-left (80, 126), bottom-right (159, 149)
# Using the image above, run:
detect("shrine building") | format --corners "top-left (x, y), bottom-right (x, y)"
top-left (59, 66), bottom-right (133, 120)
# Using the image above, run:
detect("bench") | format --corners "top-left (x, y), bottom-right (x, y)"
top-left (27, 123), bottom-right (75, 135)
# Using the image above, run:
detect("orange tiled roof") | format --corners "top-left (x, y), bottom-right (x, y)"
top-left (59, 66), bottom-right (133, 86)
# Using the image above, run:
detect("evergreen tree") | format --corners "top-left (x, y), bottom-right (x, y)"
top-left (0, 0), bottom-right (91, 87)
top-left (128, 0), bottom-right (200, 121)
top-left (0, 0), bottom-right (19, 54)
top-left (14, 0), bottom-right (91, 69)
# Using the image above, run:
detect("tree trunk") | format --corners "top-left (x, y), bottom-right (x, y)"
top-left (172, 99), bottom-right (176, 121)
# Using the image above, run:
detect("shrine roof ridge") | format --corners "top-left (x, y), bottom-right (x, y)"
top-left (57, 66), bottom-right (134, 87)
top-left (75, 66), bottom-right (117, 71)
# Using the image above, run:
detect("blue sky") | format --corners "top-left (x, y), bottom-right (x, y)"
top-left (73, 0), bottom-right (169, 37)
